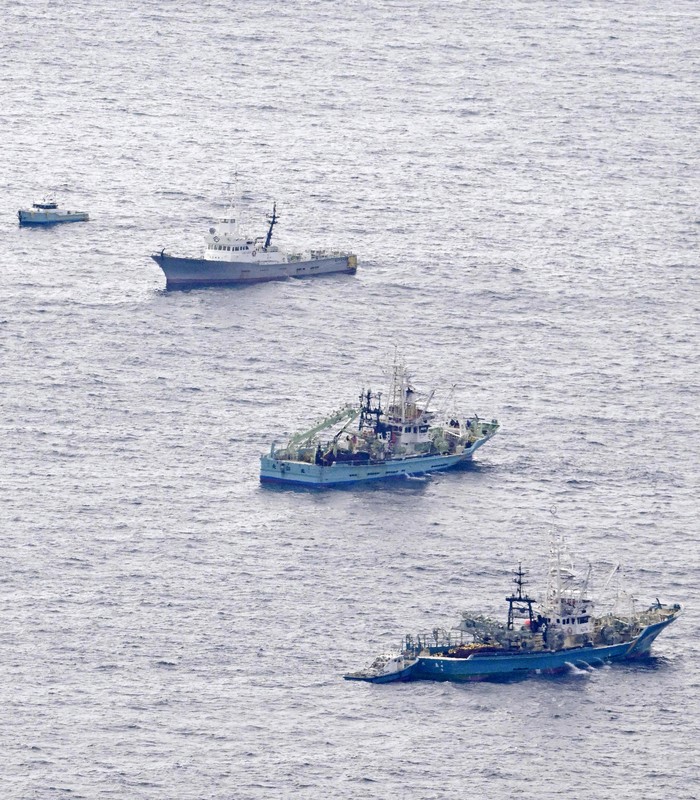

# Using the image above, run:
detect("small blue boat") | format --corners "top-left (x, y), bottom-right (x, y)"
top-left (18, 196), bottom-right (89, 225)
top-left (345, 543), bottom-right (680, 684)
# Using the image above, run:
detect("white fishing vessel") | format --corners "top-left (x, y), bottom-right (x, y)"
top-left (18, 196), bottom-right (89, 225)
top-left (152, 198), bottom-right (357, 289)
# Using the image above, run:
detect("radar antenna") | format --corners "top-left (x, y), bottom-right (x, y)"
top-left (264, 202), bottom-right (278, 250)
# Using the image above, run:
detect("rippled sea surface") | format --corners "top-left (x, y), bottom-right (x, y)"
top-left (1, 1), bottom-right (699, 797)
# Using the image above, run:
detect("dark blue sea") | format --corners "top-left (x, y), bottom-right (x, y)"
top-left (1, 1), bottom-right (698, 797)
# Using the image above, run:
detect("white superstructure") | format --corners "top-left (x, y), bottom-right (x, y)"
top-left (540, 536), bottom-right (595, 640)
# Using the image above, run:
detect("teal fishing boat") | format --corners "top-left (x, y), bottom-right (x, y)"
top-left (260, 358), bottom-right (498, 487)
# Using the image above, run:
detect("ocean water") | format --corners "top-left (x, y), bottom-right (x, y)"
top-left (1, 0), bottom-right (699, 797)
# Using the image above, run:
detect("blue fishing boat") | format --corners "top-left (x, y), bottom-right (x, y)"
top-left (260, 357), bottom-right (499, 487)
top-left (345, 540), bottom-right (680, 683)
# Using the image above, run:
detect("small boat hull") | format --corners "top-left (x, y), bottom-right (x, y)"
top-left (152, 253), bottom-right (357, 290)
top-left (18, 210), bottom-right (89, 225)
top-left (344, 664), bottom-right (417, 683)
top-left (260, 438), bottom-right (491, 487)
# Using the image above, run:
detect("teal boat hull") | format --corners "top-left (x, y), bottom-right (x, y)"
top-left (260, 437), bottom-right (493, 487)
top-left (18, 210), bottom-right (88, 225)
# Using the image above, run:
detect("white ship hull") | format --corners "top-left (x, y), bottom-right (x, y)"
top-left (152, 253), bottom-right (356, 290)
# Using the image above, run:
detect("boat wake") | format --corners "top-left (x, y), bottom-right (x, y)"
top-left (565, 661), bottom-right (593, 676)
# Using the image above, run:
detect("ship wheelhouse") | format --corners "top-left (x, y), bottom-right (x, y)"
top-left (203, 198), bottom-right (289, 265)
top-left (543, 600), bottom-right (594, 637)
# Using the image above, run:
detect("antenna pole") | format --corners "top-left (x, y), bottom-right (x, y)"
top-left (264, 202), bottom-right (278, 250)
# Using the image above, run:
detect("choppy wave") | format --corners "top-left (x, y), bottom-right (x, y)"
top-left (1, 0), bottom-right (698, 798)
